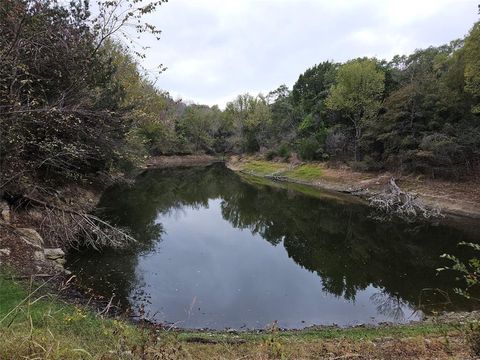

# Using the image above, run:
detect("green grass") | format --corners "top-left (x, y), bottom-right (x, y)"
top-left (177, 322), bottom-right (457, 342)
top-left (0, 275), bottom-right (146, 359)
top-left (241, 160), bottom-right (287, 175)
top-left (0, 274), bottom-right (468, 359)
top-left (283, 164), bottom-right (323, 181)
top-left (240, 160), bottom-right (323, 181)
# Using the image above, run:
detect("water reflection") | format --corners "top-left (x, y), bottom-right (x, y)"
top-left (69, 164), bottom-right (480, 329)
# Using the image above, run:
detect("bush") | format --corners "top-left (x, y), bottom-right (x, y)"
top-left (352, 155), bottom-right (384, 171)
top-left (265, 149), bottom-right (278, 160)
top-left (278, 144), bottom-right (290, 158)
top-left (265, 144), bottom-right (290, 160)
top-left (297, 137), bottom-right (322, 161)
top-left (409, 133), bottom-right (465, 178)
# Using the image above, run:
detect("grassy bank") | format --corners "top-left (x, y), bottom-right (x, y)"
top-left (0, 275), bottom-right (146, 359)
top-left (241, 160), bottom-right (324, 182)
top-left (0, 275), bottom-right (475, 359)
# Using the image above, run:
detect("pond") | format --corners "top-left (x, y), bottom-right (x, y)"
top-left (69, 163), bottom-right (480, 330)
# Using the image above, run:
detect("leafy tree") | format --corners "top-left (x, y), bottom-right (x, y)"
top-left (326, 59), bottom-right (385, 161)
top-left (0, 0), bottom-right (169, 194)
top-left (292, 62), bottom-right (337, 116)
top-left (177, 104), bottom-right (225, 153)
top-left (464, 21), bottom-right (480, 113)
top-left (224, 94), bottom-right (272, 153)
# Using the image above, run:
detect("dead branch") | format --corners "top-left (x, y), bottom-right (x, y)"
top-left (368, 177), bottom-right (442, 222)
top-left (21, 195), bottom-right (135, 250)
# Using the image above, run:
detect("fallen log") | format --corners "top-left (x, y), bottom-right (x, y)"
top-left (368, 178), bottom-right (442, 222)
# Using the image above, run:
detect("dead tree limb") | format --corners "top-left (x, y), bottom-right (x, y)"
top-left (21, 195), bottom-right (135, 250)
top-left (368, 178), bottom-right (442, 222)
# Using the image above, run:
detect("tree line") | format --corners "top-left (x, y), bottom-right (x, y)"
top-left (178, 20), bottom-right (480, 179)
top-left (1, 0), bottom-right (479, 200)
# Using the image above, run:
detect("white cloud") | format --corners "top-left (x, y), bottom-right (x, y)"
top-left (135, 0), bottom-right (478, 107)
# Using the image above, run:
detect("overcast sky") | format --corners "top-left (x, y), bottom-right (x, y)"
top-left (139, 0), bottom-right (478, 107)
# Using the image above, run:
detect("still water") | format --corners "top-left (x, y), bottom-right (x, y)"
top-left (69, 163), bottom-right (479, 329)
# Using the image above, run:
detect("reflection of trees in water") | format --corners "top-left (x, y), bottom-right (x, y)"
top-left (72, 163), bottom-right (479, 312)
top-left (370, 291), bottom-right (410, 322)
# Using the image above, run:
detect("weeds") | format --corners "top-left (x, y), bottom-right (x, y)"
top-left (466, 321), bottom-right (480, 356)
top-left (262, 322), bottom-right (287, 359)
top-left (283, 164), bottom-right (323, 181)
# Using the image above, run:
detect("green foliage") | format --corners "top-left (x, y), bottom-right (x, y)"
top-left (224, 94), bottom-right (272, 153)
top-left (0, 0), bottom-right (174, 194)
top-left (177, 105), bottom-right (222, 153)
top-left (296, 136), bottom-right (322, 160)
top-left (352, 155), bottom-right (384, 172)
top-left (464, 22), bottom-right (480, 113)
top-left (1, 0), bottom-right (124, 188)
top-left (1, 0), bottom-right (478, 194)
top-left (326, 59), bottom-right (385, 161)
top-left (439, 242), bottom-right (480, 300)
top-left (438, 240), bottom-right (480, 356)
top-left (292, 61), bottom-right (337, 115)
top-left (224, 33), bottom-right (479, 179)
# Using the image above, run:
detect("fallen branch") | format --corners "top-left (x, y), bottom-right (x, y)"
top-left (368, 178), bottom-right (442, 222)
top-left (21, 195), bottom-right (135, 250)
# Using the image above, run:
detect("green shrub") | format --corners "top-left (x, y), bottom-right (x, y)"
top-left (297, 137), bottom-right (322, 160)
top-left (265, 149), bottom-right (278, 160)
top-left (277, 144), bottom-right (290, 158)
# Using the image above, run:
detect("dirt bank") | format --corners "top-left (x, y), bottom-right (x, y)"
top-left (227, 156), bottom-right (480, 220)
top-left (147, 154), bottom-right (221, 168)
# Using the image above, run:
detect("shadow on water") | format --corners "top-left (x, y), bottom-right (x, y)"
top-left (68, 163), bottom-right (480, 329)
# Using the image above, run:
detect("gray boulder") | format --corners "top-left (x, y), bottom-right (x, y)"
top-left (17, 228), bottom-right (44, 249)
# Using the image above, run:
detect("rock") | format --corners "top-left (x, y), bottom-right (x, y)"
top-left (54, 258), bottom-right (66, 265)
top-left (53, 263), bottom-right (72, 275)
top-left (16, 228), bottom-right (44, 249)
top-left (34, 250), bottom-right (46, 262)
top-left (44, 248), bottom-right (65, 260)
top-left (54, 263), bottom-right (65, 273)
top-left (0, 248), bottom-right (11, 256)
top-left (0, 201), bottom-right (10, 223)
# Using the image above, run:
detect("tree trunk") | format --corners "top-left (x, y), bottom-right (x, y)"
top-left (354, 124), bottom-right (361, 162)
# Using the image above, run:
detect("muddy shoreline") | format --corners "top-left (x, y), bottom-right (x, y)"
top-left (225, 156), bottom-right (480, 221)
